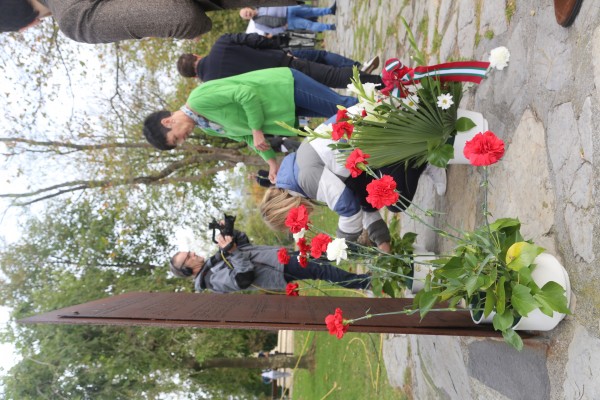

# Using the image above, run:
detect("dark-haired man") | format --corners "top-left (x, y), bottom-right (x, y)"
top-left (0, 0), bottom-right (297, 44)
top-left (143, 67), bottom-right (357, 182)
top-left (169, 230), bottom-right (370, 293)
top-left (176, 33), bottom-right (381, 88)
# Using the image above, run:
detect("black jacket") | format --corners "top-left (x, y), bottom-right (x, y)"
top-left (196, 33), bottom-right (292, 81)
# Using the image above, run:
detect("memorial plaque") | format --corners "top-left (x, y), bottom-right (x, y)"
top-left (18, 292), bottom-right (509, 337)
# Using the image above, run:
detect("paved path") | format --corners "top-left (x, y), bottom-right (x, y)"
top-left (324, 1), bottom-right (600, 399)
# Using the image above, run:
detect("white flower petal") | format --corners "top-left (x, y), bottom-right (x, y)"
top-left (327, 238), bottom-right (348, 265)
top-left (293, 228), bottom-right (306, 241)
top-left (489, 46), bottom-right (510, 71)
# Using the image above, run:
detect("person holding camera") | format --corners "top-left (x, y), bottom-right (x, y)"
top-left (169, 229), bottom-right (370, 294)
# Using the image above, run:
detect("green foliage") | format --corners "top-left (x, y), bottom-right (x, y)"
top-left (412, 218), bottom-right (570, 350)
top-left (484, 29), bottom-right (495, 40)
top-left (369, 218), bottom-right (417, 298)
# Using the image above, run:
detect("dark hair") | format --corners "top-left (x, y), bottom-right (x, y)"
top-left (177, 54), bottom-right (199, 78)
top-left (143, 110), bottom-right (175, 151)
top-left (0, 0), bottom-right (39, 32)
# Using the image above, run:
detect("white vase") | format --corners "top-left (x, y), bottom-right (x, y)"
top-left (470, 253), bottom-right (571, 331)
top-left (448, 109), bottom-right (489, 165)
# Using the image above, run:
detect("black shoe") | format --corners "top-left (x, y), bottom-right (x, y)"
top-left (330, 2), bottom-right (337, 15)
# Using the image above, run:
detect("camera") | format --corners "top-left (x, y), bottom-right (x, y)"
top-left (208, 214), bottom-right (236, 244)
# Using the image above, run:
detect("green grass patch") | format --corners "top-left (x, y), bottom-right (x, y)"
top-left (484, 29), bottom-right (494, 40)
top-left (292, 331), bottom-right (407, 400)
top-left (505, 0), bottom-right (516, 23)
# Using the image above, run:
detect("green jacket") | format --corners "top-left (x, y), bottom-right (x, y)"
top-left (187, 68), bottom-right (297, 161)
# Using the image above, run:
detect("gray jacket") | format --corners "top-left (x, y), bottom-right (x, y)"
top-left (194, 234), bottom-right (287, 293)
top-left (44, 0), bottom-right (297, 44)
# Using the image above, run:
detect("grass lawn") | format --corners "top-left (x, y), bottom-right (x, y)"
top-left (291, 330), bottom-right (407, 400)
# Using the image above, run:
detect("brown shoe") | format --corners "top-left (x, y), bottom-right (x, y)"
top-left (554, 0), bottom-right (583, 27)
top-left (361, 56), bottom-right (380, 75)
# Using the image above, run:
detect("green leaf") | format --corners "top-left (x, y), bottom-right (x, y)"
top-left (437, 257), bottom-right (466, 279)
top-left (502, 328), bottom-right (524, 351)
top-left (511, 283), bottom-right (538, 317)
top-left (533, 281), bottom-right (570, 316)
top-left (496, 277), bottom-right (506, 314)
top-left (492, 309), bottom-right (514, 331)
top-left (417, 290), bottom-right (439, 318)
top-left (506, 242), bottom-right (544, 271)
top-left (465, 275), bottom-right (480, 296)
top-left (382, 280), bottom-right (398, 298)
top-left (426, 143), bottom-right (454, 168)
top-left (455, 117), bottom-right (476, 132)
top-left (484, 289), bottom-right (497, 317)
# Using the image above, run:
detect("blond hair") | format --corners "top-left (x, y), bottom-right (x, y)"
top-left (260, 188), bottom-right (314, 231)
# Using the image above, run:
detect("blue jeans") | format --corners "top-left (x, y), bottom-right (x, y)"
top-left (287, 6), bottom-right (335, 31)
top-left (283, 252), bottom-right (370, 289)
top-left (292, 69), bottom-right (358, 118)
top-left (291, 49), bottom-right (358, 68)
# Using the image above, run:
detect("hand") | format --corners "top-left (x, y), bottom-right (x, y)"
top-left (252, 129), bottom-right (270, 151)
top-left (217, 234), bottom-right (237, 253)
top-left (267, 158), bottom-right (279, 184)
top-left (378, 242), bottom-right (391, 253)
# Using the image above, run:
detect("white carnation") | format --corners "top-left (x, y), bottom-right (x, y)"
top-left (293, 228), bottom-right (306, 241)
top-left (489, 46), bottom-right (510, 70)
top-left (327, 238), bottom-right (348, 265)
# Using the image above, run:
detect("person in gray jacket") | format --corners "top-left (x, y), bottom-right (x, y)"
top-left (169, 230), bottom-right (370, 293)
top-left (0, 0), bottom-right (297, 44)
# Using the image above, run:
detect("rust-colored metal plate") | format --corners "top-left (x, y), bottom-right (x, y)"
top-left (19, 292), bottom-right (505, 337)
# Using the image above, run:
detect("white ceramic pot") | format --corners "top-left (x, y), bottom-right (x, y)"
top-left (448, 109), bottom-right (489, 165)
top-left (471, 253), bottom-right (571, 331)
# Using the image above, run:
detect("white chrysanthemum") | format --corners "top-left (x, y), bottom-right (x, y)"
top-left (401, 95), bottom-right (420, 111)
top-left (489, 46), bottom-right (510, 70)
top-left (436, 93), bottom-right (454, 110)
top-left (293, 228), bottom-right (306, 241)
top-left (327, 238), bottom-right (348, 265)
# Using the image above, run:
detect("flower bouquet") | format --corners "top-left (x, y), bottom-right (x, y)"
top-left (320, 130), bottom-right (571, 350)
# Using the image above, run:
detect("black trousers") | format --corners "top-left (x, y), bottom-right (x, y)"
top-left (289, 58), bottom-right (383, 89)
top-left (283, 252), bottom-right (370, 289)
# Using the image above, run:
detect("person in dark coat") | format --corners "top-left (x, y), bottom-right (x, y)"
top-left (176, 33), bottom-right (382, 89)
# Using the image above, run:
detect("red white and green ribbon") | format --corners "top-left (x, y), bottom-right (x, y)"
top-left (381, 58), bottom-right (490, 97)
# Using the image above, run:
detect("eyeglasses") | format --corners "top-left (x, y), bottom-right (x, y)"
top-left (178, 251), bottom-right (192, 270)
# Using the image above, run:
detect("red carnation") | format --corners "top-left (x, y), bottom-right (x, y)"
top-left (325, 308), bottom-right (348, 339)
top-left (345, 148), bottom-right (370, 178)
top-left (361, 109), bottom-right (367, 117)
top-left (286, 282), bottom-right (299, 296)
top-left (336, 109), bottom-right (349, 122)
top-left (366, 175), bottom-right (399, 209)
top-left (310, 233), bottom-right (332, 258)
top-left (277, 247), bottom-right (290, 264)
top-left (332, 121), bottom-right (354, 141)
top-left (298, 254), bottom-right (308, 268)
top-left (463, 131), bottom-right (505, 166)
top-left (297, 237), bottom-right (311, 254)
top-left (285, 205), bottom-right (310, 234)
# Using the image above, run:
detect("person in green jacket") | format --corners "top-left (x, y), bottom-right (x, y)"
top-left (143, 67), bottom-right (357, 183)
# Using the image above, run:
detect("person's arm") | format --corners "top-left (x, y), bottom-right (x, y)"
top-left (225, 33), bottom-right (282, 49)
top-left (266, 158), bottom-right (279, 183)
top-left (217, 235), bottom-right (254, 289)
